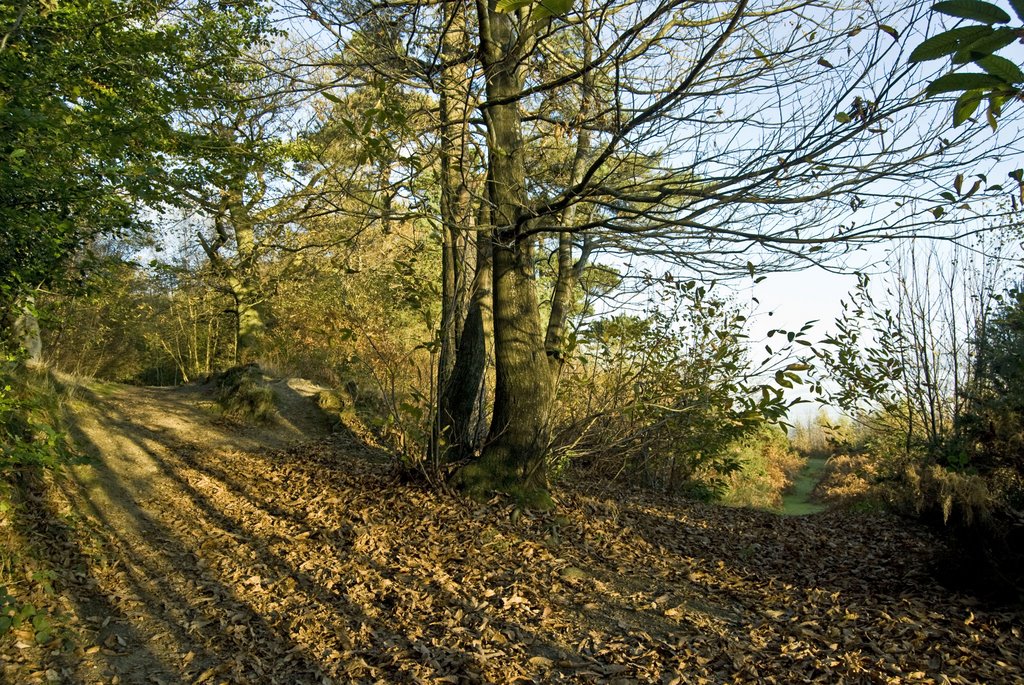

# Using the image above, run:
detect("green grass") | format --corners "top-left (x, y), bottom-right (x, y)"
top-left (779, 456), bottom-right (829, 516)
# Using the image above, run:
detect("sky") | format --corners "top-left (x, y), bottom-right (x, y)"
top-left (742, 265), bottom-right (861, 421)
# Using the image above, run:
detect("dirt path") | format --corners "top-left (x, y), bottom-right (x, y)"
top-left (63, 378), bottom-right (334, 549)
top-left (3, 377), bottom-right (342, 684)
top-left (2, 380), bottom-right (1023, 684)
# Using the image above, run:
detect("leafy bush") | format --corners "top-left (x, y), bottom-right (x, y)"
top-left (722, 424), bottom-right (805, 510)
top-left (552, 281), bottom-right (802, 497)
top-left (1, 357), bottom-right (75, 471)
top-left (813, 264), bottom-right (1024, 599)
top-left (959, 288), bottom-right (1024, 483)
top-left (941, 288), bottom-right (1024, 599)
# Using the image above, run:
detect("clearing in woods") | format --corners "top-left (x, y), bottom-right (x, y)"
top-left (2, 378), bottom-right (1022, 683)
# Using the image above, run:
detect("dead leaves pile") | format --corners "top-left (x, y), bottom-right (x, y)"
top-left (3, 435), bottom-right (1023, 684)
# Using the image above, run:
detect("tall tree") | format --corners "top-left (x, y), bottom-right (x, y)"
top-left (298, 0), bottom-right (1012, 502)
top-left (301, 0), bottom-right (494, 461)
top-left (455, 0), bottom-right (1013, 503)
top-left (435, 0), bottom-right (488, 461)
top-left (171, 63), bottom-right (325, 364)
top-left (454, 0), bottom-right (556, 501)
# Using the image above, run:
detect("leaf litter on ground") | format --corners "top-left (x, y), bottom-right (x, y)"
top-left (1, 383), bottom-right (1021, 684)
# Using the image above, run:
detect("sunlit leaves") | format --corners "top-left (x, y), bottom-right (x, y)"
top-left (0, 0), bottom-right (273, 319)
top-left (913, 2), bottom-right (1024, 127)
top-left (932, 0), bottom-right (1011, 23)
top-left (876, 23), bottom-right (901, 39)
top-left (537, 0), bottom-right (573, 17)
top-left (494, 0), bottom-right (534, 11)
top-left (494, 0), bottom-right (573, 17)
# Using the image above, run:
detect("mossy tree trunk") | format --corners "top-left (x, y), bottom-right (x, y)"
top-left (457, 0), bottom-right (553, 508)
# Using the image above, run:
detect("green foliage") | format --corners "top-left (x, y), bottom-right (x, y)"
top-left (912, 0), bottom-right (1024, 127)
top-left (0, 360), bottom-right (75, 471)
top-left (553, 280), bottom-right (806, 496)
top-left (495, 0), bottom-right (572, 20)
top-left (0, 0), bottom-right (272, 323)
top-left (0, 582), bottom-right (54, 644)
top-left (933, 0), bottom-right (1011, 23)
top-left (956, 287), bottom-right (1024, 496)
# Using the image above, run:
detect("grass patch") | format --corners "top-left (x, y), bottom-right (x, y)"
top-left (778, 456), bottom-right (829, 516)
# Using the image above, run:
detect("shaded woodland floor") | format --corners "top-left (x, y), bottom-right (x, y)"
top-left (2, 380), bottom-right (1022, 684)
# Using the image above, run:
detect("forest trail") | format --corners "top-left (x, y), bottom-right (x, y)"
top-left (778, 457), bottom-right (829, 516)
top-left (3, 380), bottom-right (1023, 684)
top-left (60, 376), bottom-right (337, 555)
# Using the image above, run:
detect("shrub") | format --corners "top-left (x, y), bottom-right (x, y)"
top-left (722, 424), bottom-right (805, 509)
top-left (1, 358), bottom-right (75, 471)
top-left (552, 281), bottom-right (799, 497)
top-left (214, 364), bottom-right (276, 422)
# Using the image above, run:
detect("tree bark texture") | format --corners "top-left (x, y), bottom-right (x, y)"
top-left (435, 1), bottom-right (479, 459)
top-left (457, 1), bottom-right (553, 507)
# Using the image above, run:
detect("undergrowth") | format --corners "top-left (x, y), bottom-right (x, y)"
top-left (214, 364), bottom-right (277, 422)
top-left (721, 424), bottom-right (806, 510)
top-left (1, 356), bottom-right (77, 472)
top-left (0, 357), bottom-right (77, 646)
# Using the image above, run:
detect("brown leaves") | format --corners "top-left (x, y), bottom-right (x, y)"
top-left (4, 430), bottom-right (1024, 684)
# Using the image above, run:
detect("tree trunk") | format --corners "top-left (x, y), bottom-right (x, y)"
top-left (456, 2), bottom-right (553, 507)
top-left (545, 8), bottom-right (593, 377)
top-left (228, 192), bottom-right (266, 365)
top-left (545, 230), bottom-right (576, 372)
top-left (233, 285), bottom-right (265, 364)
top-left (434, 0), bottom-right (477, 460)
top-left (14, 292), bottom-right (43, 366)
top-left (443, 221), bottom-right (493, 460)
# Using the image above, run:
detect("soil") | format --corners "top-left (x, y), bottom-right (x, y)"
top-left (1, 379), bottom-right (1022, 684)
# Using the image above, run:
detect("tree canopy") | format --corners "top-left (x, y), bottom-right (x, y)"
top-left (0, 0), bottom-right (270, 327)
